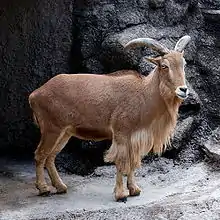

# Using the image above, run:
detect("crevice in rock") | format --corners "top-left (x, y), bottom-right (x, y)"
top-left (68, 4), bottom-right (84, 74)
top-left (163, 118), bottom-right (200, 160)
top-left (179, 103), bottom-right (201, 118)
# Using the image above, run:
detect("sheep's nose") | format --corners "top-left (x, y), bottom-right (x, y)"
top-left (175, 86), bottom-right (189, 100)
top-left (179, 87), bottom-right (188, 93)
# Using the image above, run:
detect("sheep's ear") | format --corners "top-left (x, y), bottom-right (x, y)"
top-left (145, 56), bottom-right (161, 66)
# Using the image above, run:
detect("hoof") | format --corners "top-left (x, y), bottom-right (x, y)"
top-left (115, 189), bottom-right (129, 203)
top-left (129, 190), bottom-right (141, 197)
top-left (36, 183), bottom-right (51, 196)
top-left (38, 189), bottom-right (51, 197)
top-left (128, 185), bottom-right (141, 197)
top-left (116, 196), bottom-right (127, 203)
top-left (56, 188), bottom-right (67, 194)
top-left (55, 183), bottom-right (67, 194)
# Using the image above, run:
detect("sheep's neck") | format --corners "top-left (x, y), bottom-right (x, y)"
top-left (142, 68), bottom-right (181, 124)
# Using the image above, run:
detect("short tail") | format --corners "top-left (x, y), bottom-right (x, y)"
top-left (32, 113), bottom-right (39, 127)
top-left (29, 93), bottom-right (39, 127)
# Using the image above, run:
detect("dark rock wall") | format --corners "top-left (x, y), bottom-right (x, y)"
top-left (0, 0), bottom-right (220, 173)
top-left (0, 0), bottom-right (73, 155)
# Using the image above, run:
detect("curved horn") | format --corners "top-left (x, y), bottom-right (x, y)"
top-left (124, 38), bottom-right (170, 55)
top-left (174, 35), bottom-right (191, 52)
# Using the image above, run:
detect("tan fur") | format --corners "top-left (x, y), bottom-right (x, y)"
top-left (104, 58), bottom-right (182, 174)
top-left (29, 51), bottom-right (186, 200)
top-left (105, 93), bottom-right (180, 174)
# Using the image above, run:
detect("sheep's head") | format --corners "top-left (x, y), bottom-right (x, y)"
top-left (124, 36), bottom-right (191, 100)
top-left (147, 51), bottom-right (188, 100)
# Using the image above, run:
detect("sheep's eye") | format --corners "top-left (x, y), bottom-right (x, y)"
top-left (161, 64), bottom-right (168, 69)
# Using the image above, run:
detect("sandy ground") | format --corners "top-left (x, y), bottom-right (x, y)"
top-left (1, 158), bottom-right (220, 220)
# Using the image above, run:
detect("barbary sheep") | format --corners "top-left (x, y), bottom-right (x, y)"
top-left (29, 35), bottom-right (191, 202)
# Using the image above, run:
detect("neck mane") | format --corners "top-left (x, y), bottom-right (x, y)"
top-left (147, 67), bottom-right (182, 152)
top-left (130, 68), bottom-right (182, 169)
top-left (105, 67), bottom-right (183, 174)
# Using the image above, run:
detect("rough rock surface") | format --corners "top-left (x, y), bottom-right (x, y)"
top-left (0, 0), bottom-right (220, 175)
top-left (0, 0), bottom-right (73, 154)
top-left (66, 0), bottom-right (220, 172)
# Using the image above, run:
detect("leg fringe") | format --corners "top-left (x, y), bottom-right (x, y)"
top-left (104, 141), bottom-right (132, 175)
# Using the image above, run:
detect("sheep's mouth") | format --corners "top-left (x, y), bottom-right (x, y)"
top-left (176, 93), bottom-right (188, 100)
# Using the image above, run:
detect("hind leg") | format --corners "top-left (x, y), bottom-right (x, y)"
top-left (35, 131), bottom-right (61, 196)
top-left (127, 169), bottom-right (141, 197)
top-left (45, 132), bottom-right (70, 194)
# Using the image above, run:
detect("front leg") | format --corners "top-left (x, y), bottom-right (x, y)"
top-left (114, 169), bottom-right (129, 202)
top-left (127, 169), bottom-right (141, 197)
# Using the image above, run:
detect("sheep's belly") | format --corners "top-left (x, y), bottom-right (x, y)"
top-left (74, 127), bottom-right (111, 141)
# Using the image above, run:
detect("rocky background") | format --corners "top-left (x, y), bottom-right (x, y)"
top-left (0, 0), bottom-right (220, 175)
